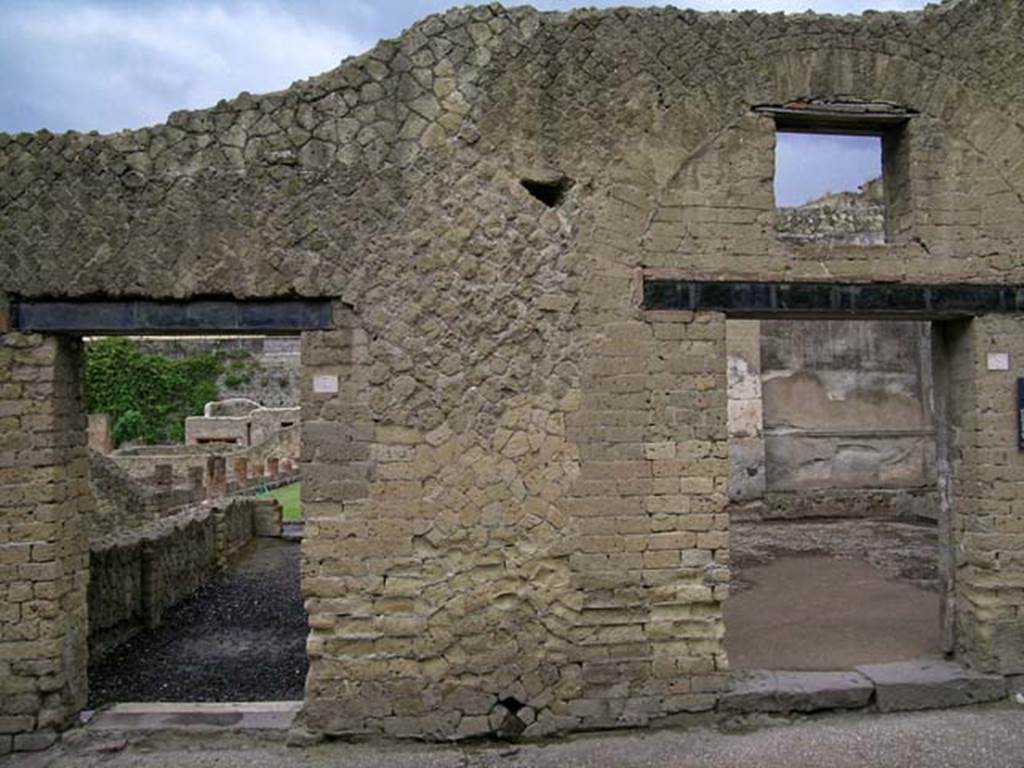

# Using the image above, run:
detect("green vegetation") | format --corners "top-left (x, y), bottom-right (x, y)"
top-left (85, 338), bottom-right (224, 446)
top-left (221, 351), bottom-right (258, 390)
top-left (267, 482), bottom-right (302, 522)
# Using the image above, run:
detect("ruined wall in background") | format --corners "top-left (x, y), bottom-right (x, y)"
top-left (108, 424), bottom-right (300, 485)
top-left (753, 320), bottom-right (938, 520)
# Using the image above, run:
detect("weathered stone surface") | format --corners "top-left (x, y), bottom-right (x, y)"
top-left (720, 671), bottom-right (873, 714)
top-left (3, 0), bottom-right (1024, 748)
top-left (855, 659), bottom-right (1007, 712)
top-left (12, 729), bottom-right (57, 752)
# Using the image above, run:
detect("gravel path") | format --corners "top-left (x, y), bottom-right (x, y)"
top-left (88, 538), bottom-right (307, 707)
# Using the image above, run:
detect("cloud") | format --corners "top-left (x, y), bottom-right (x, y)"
top-left (0, 2), bottom-right (372, 133)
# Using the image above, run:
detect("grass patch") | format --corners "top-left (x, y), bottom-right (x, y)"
top-left (267, 482), bottom-right (301, 522)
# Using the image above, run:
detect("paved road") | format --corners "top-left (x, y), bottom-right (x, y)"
top-left (6, 703), bottom-right (1024, 768)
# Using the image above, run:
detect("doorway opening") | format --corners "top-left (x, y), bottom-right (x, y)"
top-left (81, 332), bottom-right (307, 706)
top-left (723, 317), bottom-right (944, 670)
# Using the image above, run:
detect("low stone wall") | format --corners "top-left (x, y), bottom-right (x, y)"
top-left (87, 497), bottom-right (282, 658)
top-left (88, 451), bottom-right (206, 537)
top-left (734, 488), bottom-right (939, 522)
top-left (109, 423), bottom-right (300, 486)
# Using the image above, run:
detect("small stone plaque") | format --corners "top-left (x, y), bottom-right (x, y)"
top-left (313, 375), bottom-right (339, 394)
top-left (987, 352), bottom-right (1010, 371)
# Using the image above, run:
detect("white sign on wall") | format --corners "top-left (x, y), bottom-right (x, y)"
top-left (987, 352), bottom-right (1010, 371)
top-left (313, 374), bottom-right (339, 394)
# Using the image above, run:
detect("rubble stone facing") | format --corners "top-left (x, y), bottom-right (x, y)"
top-left (1, 0), bottom-right (1024, 747)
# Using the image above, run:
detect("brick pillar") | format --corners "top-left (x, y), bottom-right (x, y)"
top-left (296, 309), bottom-right (376, 737)
top-left (153, 463), bottom-right (173, 488)
top-left (267, 457), bottom-right (279, 479)
top-left (564, 311), bottom-right (729, 726)
top-left (0, 333), bottom-right (92, 752)
top-left (206, 456), bottom-right (226, 498)
top-left (233, 458), bottom-right (248, 485)
top-left (940, 315), bottom-right (1024, 674)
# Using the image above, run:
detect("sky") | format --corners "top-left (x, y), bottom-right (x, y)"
top-left (0, 0), bottom-right (927, 203)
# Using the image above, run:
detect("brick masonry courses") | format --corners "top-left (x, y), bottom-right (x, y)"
top-left (3, 0), bottom-right (1024, 748)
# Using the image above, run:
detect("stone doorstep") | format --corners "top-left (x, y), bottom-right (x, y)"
top-left (855, 659), bottom-right (1008, 713)
top-left (86, 701), bottom-right (301, 732)
top-left (721, 659), bottom-right (1009, 716)
top-left (719, 670), bottom-right (874, 714)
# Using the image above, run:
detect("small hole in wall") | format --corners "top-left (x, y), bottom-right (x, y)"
top-left (498, 696), bottom-right (525, 714)
top-left (521, 176), bottom-right (573, 208)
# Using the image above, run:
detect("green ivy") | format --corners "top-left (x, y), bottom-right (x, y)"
top-left (85, 338), bottom-right (224, 447)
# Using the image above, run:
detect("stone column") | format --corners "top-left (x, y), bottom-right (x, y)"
top-left (250, 460), bottom-right (264, 480)
top-left (267, 457), bottom-right (279, 479)
top-left (0, 332), bottom-right (92, 752)
top-left (153, 463), bottom-right (173, 488)
top-left (187, 466), bottom-right (205, 503)
top-left (233, 458), bottom-right (248, 485)
top-left (206, 455), bottom-right (227, 498)
top-left (86, 413), bottom-right (113, 454)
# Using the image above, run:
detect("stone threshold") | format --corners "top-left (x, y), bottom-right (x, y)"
top-left (84, 701), bottom-right (301, 733)
top-left (720, 658), bottom-right (1007, 715)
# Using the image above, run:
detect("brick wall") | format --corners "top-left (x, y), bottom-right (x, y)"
top-left (0, 333), bottom-right (91, 753)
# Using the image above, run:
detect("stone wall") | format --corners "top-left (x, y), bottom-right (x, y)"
top-left (185, 400), bottom-right (300, 447)
top-left (4, 0), bottom-right (1024, 747)
top-left (88, 451), bottom-right (207, 538)
top-left (88, 497), bottom-right (281, 658)
top-left (726, 320), bottom-right (765, 503)
top-left (776, 177), bottom-right (886, 245)
top-left (109, 423), bottom-right (300, 486)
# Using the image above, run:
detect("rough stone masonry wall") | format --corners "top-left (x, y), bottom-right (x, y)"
top-left (0, 333), bottom-right (92, 753)
top-left (3, 0), bottom-right (1024, 745)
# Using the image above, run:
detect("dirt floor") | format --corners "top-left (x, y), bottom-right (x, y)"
top-left (725, 519), bottom-right (941, 670)
top-left (730, 518), bottom-right (939, 593)
top-left (87, 538), bottom-right (307, 706)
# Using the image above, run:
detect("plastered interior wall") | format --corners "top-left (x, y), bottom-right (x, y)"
top-left (726, 319), bottom-right (939, 520)
top-left (3, 0), bottom-right (1024, 747)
